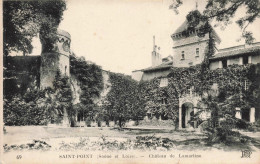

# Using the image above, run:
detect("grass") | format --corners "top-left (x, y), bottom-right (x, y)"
top-left (3, 126), bottom-right (259, 152)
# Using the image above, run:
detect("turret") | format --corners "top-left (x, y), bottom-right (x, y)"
top-left (40, 29), bottom-right (71, 89)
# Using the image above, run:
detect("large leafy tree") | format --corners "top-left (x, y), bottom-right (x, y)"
top-left (3, 0), bottom-right (66, 56)
top-left (105, 73), bottom-right (144, 128)
top-left (170, 0), bottom-right (260, 43)
top-left (70, 55), bottom-right (104, 121)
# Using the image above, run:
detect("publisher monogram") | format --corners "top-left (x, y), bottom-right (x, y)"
top-left (241, 150), bottom-right (252, 158)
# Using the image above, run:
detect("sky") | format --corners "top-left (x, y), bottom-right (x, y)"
top-left (30, 0), bottom-right (260, 75)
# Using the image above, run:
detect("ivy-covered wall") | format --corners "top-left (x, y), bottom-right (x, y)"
top-left (3, 54), bottom-right (260, 127)
top-left (138, 63), bottom-right (260, 124)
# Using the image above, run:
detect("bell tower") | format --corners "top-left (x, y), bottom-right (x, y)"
top-left (40, 29), bottom-right (71, 89)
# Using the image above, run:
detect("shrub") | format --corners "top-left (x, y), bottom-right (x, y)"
top-left (3, 96), bottom-right (49, 126)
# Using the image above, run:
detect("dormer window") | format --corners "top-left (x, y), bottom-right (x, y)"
top-left (196, 48), bottom-right (199, 57)
top-left (181, 51), bottom-right (185, 60)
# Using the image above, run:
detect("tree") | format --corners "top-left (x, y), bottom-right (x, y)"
top-left (53, 71), bottom-right (74, 126)
top-left (70, 55), bottom-right (104, 122)
top-left (3, 0), bottom-right (66, 56)
top-left (194, 85), bottom-right (252, 144)
top-left (105, 73), bottom-right (144, 128)
top-left (170, 0), bottom-right (260, 43)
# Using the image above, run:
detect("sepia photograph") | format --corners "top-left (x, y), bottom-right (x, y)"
top-left (1, 0), bottom-right (260, 163)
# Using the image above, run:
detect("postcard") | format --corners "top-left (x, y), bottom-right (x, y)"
top-left (1, 0), bottom-right (260, 163)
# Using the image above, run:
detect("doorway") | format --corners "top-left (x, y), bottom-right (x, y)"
top-left (181, 102), bottom-right (194, 128)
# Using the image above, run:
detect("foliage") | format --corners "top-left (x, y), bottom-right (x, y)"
top-left (53, 71), bottom-right (74, 126)
top-left (170, 0), bottom-right (260, 43)
top-left (3, 0), bottom-right (66, 56)
top-left (57, 135), bottom-right (251, 151)
top-left (104, 73), bottom-right (146, 127)
top-left (4, 140), bottom-right (51, 152)
top-left (3, 89), bottom-right (49, 126)
top-left (138, 63), bottom-right (260, 129)
top-left (59, 136), bottom-right (176, 151)
top-left (3, 70), bottom-right (75, 126)
top-left (70, 55), bottom-right (104, 120)
top-left (3, 56), bottom-right (41, 99)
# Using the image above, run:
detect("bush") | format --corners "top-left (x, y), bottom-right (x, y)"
top-left (236, 119), bottom-right (250, 129)
top-left (4, 97), bottom-right (49, 126)
top-left (206, 127), bottom-right (244, 144)
top-left (4, 140), bottom-right (51, 152)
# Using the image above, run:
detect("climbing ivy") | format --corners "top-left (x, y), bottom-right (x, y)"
top-left (138, 63), bottom-right (260, 127)
top-left (104, 72), bottom-right (146, 127)
top-left (70, 55), bottom-right (104, 119)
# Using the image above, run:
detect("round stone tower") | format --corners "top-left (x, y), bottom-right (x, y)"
top-left (40, 29), bottom-right (71, 89)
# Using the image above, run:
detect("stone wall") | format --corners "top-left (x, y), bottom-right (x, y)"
top-left (142, 69), bottom-right (171, 81)
top-left (209, 60), bottom-right (219, 70)
top-left (131, 70), bottom-right (144, 82)
top-left (173, 41), bottom-right (208, 67)
top-left (172, 33), bottom-right (209, 67)
top-left (70, 75), bottom-right (82, 104)
top-left (252, 55), bottom-right (260, 64)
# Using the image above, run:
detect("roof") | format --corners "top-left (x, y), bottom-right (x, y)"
top-left (142, 61), bottom-right (173, 72)
top-left (210, 46), bottom-right (260, 60)
top-left (173, 20), bottom-right (206, 34)
top-left (174, 20), bottom-right (189, 34)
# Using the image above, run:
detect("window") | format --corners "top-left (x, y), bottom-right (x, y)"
top-left (161, 98), bottom-right (168, 105)
top-left (184, 86), bottom-right (194, 95)
top-left (244, 79), bottom-right (250, 91)
top-left (196, 48), bottom-right (199, 57)
top-left (243, 56), bottom-right (248, 65)
top-left (181, 51), bottom-right (185, 60)
top-left (160, 78), bottom-right (168, 87)
top-left (222, 60), bottom-right (227, 68)
top-left (65, 65), bottom-right (67, 75)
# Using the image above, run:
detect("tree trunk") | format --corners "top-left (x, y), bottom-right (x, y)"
top-left (119, 117), bottom-right (122, 128)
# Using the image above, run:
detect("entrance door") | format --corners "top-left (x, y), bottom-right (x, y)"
top-left (182, 107), bottom-right (186, 128)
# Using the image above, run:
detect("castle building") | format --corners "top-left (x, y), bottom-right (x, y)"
top-left (132, 20), bottom-right (260, 82)
top-left (131, 19), bottom-right (260, 129)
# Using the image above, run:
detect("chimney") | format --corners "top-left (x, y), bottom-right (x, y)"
top-left (152, 36), bottom-right (157, 66)
top-left (151, 36), bottom-right (162, 67)
top-left (157, 47), bottom-right (162, 65)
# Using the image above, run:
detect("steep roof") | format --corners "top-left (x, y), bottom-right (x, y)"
top-left (174, 20), bottom-right (189, 34)
top-left (210, 46), bottom-right (260, 60)
top-left (173, 19), bottom-right (221, 43)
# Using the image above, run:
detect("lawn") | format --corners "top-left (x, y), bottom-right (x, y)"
top-left (3, 126), bottom-right (260, 152)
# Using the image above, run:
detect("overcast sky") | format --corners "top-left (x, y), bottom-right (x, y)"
top-left (31, 0), bottom-right (260, 75)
